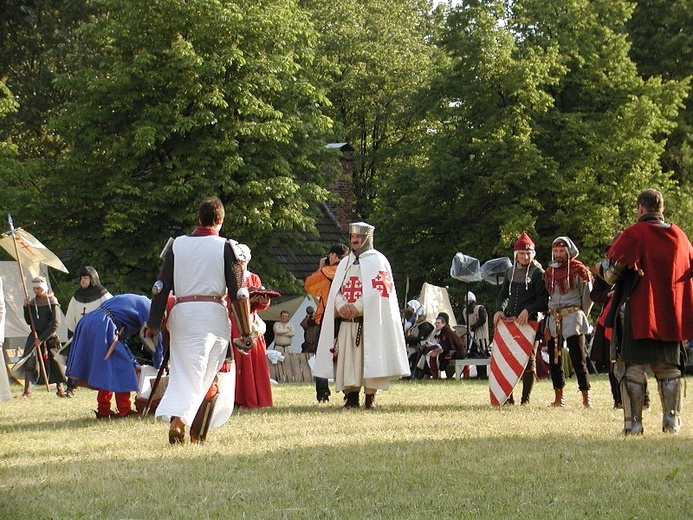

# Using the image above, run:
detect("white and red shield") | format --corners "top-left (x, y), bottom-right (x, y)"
top-left (489, 319), bottom-right (539, 406)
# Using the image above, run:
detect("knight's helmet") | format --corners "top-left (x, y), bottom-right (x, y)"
top-left (349, 221), bottom-right (375, 257)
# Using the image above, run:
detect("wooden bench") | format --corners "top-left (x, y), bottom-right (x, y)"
top-left (267, 353), bottom-right (314, 383)
top-left (451, 358), bottom-right (491, 380)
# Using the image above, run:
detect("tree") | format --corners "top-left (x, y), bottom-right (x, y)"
top-left (628, 0), bottom-right (693, 185)
top-left (0, 1), bottom-right (92, 226)
top-left (41, 0), bottom-right (333, 292)
top-left (303, 0), bottom-right (443, 218)
top-left (377, 0), bottom-right (688, 301)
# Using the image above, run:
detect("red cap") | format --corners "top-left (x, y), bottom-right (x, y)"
top-left (514, 231), bottom-right (535, 252)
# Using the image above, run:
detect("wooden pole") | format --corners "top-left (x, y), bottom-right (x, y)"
top-left (8, 215), bottom-right (50, 392)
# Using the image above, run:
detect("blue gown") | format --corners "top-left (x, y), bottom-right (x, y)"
top-left (66, 294), bottom-right (162, 392)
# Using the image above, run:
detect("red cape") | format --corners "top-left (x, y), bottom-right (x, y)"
top-left (608, 220), bottom-right (693, 341)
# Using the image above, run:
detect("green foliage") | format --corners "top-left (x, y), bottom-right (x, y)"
top-left (628, 0), bottom-right (693, 186)
top-left (41, 0), bottom-right (333, 292)
top-left (304, 0), bottom-right (442, 218)
top-left (378, 0), bottom-right (689, 298)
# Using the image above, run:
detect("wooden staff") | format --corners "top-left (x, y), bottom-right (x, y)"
top-left (8, 215), bottom-right (50, 392)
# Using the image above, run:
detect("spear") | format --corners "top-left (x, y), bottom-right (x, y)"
top-left (7, 215), bottom-right (50, 392)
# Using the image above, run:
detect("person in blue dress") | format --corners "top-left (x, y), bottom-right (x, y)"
top-left (67, 294), bottom-right (162, 419)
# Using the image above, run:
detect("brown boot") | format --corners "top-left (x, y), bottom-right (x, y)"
top-left (550, 388), bottom-right (565, 408)
top-left (365, 393), bottom-right (377, 410)
top-left (581, 390), bottom-right (593, 409)
top-left (169, 417), bottom-right (186, 444)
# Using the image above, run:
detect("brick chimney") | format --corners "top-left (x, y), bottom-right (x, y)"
top-left (324, 143), bottom-right (355, 231)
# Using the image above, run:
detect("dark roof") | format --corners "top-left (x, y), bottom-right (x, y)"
top-left (325, 142), bottom-right (355, 152)
top-left (267, 202), bottom-right (346, 293)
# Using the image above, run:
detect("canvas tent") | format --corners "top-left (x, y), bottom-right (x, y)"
top-left (416, 282), bottom-right (457, 327)
top-left (0, 261), bottom-right (69, 350)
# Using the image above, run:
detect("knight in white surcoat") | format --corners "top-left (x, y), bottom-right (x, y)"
top-left (313, 222), bottom-right (410, 409)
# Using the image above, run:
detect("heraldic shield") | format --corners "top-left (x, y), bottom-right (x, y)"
top-left (489, 319), bottom-right (539, 406)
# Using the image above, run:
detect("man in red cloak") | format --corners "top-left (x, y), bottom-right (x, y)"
top-left (604, 188), bottom-right (693, 435)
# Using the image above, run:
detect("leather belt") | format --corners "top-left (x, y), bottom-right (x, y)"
top-left (341, 316), bottom-right (363, 323)
top-left (175, 295), bottom-right (225, 305)
top-left (548, 306), bottom-right (580, 320)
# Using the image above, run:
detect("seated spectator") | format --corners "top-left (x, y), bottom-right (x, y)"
top-left (433, 312), bottom-right (468, 379)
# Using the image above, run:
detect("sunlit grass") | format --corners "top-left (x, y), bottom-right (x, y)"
top-left (1, 375), bottom-right (691, 519)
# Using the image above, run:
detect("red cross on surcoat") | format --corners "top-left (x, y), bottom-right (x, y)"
top-left (371, 270), bottom-right (394, 298)
top-left (341, 276), bottom-right (363, 303)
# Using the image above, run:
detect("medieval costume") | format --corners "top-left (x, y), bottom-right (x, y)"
top-left (148, 211), bottom-right (249, 443)
top-left (66, 293), bottom-right (162, 418)
top-left (494, 231), bottom-right (548, 404)
top-left (463, 291), bottom-right (490, 378)
top-left (604, 191), bottom-right (693, 435)
top-left (589, 274), bottom-right (622, 409)
top-left (20, 276), bottom-right (65, 398)
top-left (64, 266), bottom-right (113, 333)
top-left (313, 222), bottom-right (410, 409)
top-left (232, 265), bottom-right (273, 409)
top-left (64, 265), bottom-right (113, 397)
top-left (545, 236), bottom-right (593, 408)
top-left (433, 316), bottom-right (466, 379)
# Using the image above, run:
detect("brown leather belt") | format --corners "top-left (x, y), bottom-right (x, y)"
top-left (341, 316), bottom-right (363, 323)
top-left (548, 306), bottom-right (580, 320)
top-left (175, 295), bottom-right (225, 305)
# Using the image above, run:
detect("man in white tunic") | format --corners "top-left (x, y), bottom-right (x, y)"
top-left (313, 222), bottom-right (410, 409)
top-left (147, 197), bottom-right (251, 444)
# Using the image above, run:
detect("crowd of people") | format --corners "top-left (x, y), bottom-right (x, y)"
top-left (1, 188), bottom-right (690, 441)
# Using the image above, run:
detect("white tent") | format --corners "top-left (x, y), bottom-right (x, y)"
top-left (259, 295), bottom-right (316, 354)
top-left (416, 282), bottom-right (457, 327)
top-left (0, 261), bottom-right (69, 349)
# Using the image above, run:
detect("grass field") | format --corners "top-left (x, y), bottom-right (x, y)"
top-left (1, 374), bottom-right (691, 519)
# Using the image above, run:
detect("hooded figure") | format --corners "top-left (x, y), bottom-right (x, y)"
top-left (544, 236), bottom-right (593, 408)
top-left (65, 266), bottom-right (113, 335)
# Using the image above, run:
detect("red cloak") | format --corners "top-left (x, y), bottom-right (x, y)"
top-left (608, 220), bottom-right (693, 341)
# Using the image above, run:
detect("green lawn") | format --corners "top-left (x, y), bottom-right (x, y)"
top-left (1, 374), bottom-right (691, 519)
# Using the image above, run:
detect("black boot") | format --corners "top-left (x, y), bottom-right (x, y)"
top-left (315, 377), bottom-right (331, 403)
top-left (365, 393), bottom-right (377, 410)
top-left (343, 391), bottom-right (360, 408)
top-left (520, 371), bottom-right (535, 405)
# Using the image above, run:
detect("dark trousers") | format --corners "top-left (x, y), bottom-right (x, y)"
top-left (548, 334), bottom-right (590, 391)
